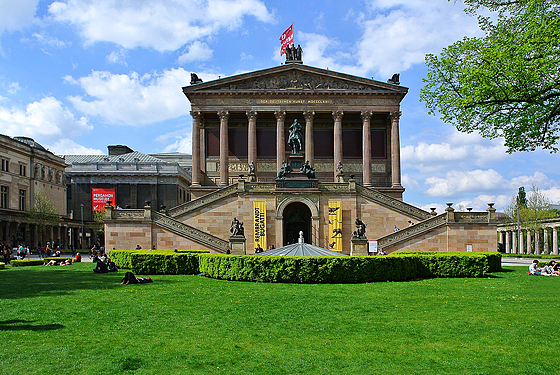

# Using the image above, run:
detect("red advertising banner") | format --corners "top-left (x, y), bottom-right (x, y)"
top-left (92, 188), bottom-right (115, 211)
top-left (279, 24), bottom-right (293, 55)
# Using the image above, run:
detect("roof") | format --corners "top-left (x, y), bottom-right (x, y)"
top-left (64, 151), bottom-right (171, 164)
top-left (257, 242), bottom-right (348, 257)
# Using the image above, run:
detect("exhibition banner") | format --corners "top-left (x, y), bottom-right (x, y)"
top-left (328, 200), bottom-right (342, 251)
top-left (92, 188), bottom-right (115, 211)
top-left (253, 201), bottom-right (267, 249)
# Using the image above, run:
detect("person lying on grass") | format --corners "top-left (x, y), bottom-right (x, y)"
top-left (45, 259), bottom-right (72, 266)
top-left (120, 271), bottom-right (153, 285)
top-left (541, 261), bottom-right (558, 276)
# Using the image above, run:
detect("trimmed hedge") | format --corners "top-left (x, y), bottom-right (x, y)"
top-left (109, 249), bottom-right (209, 274)
top-left (0, 262), bottom-right (4, 270)
top-left (502, 254), bottom-right (560, 260)
top-left (108, 250), bottom-right (502, 283)
top-left (11, 259), bottom-right (45, 267)
top-left (393, 251), bottom-right (502, 274)
top-left (198, 254), bottom-right (419, 283)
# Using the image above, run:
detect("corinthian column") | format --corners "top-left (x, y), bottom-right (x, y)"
top-left (246, 110), bottom-right (258, 170)
top-left (218, 110), bottom-right (230, 186)
top-left (332, 110), bottom-right (344, 180)
top-left (303, 110), bottom-right (315, 166)
top-left (361, 111), bottom-right (373, 187)
top-left (390, 111), bottom-right (402, 188)
top-left (190, 111), bottom-right (203, 186)
top-left (275, 110), bottom-right (286, 171)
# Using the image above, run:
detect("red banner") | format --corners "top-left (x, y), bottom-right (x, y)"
top-left (92, 188), bottom-right (115, 211)
top-left (279, 24), bottom-right (293, 55)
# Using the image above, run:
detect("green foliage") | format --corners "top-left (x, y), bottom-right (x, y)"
top-left (0, 262), bottom-right (4, 270)
top-left (26, 192), bottom-right (59, 228)
top-left (504, 185), bottom-right (556, 226)
top-left (109, 249), bottom-right (209, 274)
top-left (421, 0), bottom-right (560, 153)
top-left (10, 259), bottom-right (45, 267)
top-left (502, 253), bottom-right (560, 259)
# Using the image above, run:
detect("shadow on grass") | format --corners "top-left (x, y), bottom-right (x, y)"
top-left (0, 319), bottom-right (64, 331)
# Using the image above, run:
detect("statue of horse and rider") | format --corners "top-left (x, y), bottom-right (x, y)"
top-left (288, 119), bottom-right (303, 154)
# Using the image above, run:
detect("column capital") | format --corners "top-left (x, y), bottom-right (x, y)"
top-left (360, 111), bottom-right (373, 121)
top-left (332, 110), bottom-right (344, 122)
top-left (190, 111), bottom-right (203, 121)
top-left (389, 110), bottom-right (402, 122)
top-left (303, 110), bottom-right (315, 121)
top-left (217, 110), bottom-right (230, 120)
top-left (246, 110), bottom-right (258, 121)
top-left (274, 110), bottom-right (286, 121)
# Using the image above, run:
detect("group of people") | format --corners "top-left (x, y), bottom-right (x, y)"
top-left (529, 260), bottom-right (560, 276)
top-left (93, 255), bottom-right (118, 273)
top-left (44, 252), bottom-right (82, 266)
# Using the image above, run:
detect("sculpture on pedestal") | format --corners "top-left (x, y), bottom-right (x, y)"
top-left (352, 218), bottom-right (367, 239)
top-left (300, 160), bottom-right (316, 179)
top-left (277, 160), bottom-right (293, 179)
top-left (288, 119), bottom-right (303, 154)
top-left (230, 217), bottom-right (244, 237)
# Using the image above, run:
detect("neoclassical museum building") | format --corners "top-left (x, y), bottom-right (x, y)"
top-left (104, 54), bottom-right (497, 254)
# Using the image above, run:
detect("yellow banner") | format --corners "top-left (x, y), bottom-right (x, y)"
top-left (328, 201), bottom-right (342, 251)
top-left (253, 201), bottom-right (267, 249)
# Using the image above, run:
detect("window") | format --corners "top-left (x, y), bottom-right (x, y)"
top-left (19, 164), bottom-right (26, 176)
top-left (1, 158), bottom-right (9, 172)
top-left (18, 189), bottom-right (26, 211)
top-left (0, 186), bottom-right (8, 209)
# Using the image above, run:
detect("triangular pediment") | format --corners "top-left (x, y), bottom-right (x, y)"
top-left (184, 64), bottom-right (407, 94)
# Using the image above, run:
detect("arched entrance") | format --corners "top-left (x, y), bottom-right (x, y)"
top-left (283, 202), bottom-right (312, 245)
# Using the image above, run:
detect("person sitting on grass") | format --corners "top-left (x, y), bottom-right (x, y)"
top-left (529, 260), bottom-right (542, 275)
top-left (120, 271), bottom-right (152, 285)
top-left (107, 258), bottom-right (118, 272)
top-left (93, 259), bottom-right (109, 273)
top-left (72, 253), bottom-right (81, 263)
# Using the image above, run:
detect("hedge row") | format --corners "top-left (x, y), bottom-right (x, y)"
top-left (0, 262), bottom-right (4, 270)
top-left (109, 250), bottom-right (209, 275)
top-left (109, 250), bottom-right (501, 283)
top-left (502, 254), bottom-right (560, 259)
top-left (10, 260), bottom-right (46, 267)
top-left (394, 251), bottom-right (502, 274)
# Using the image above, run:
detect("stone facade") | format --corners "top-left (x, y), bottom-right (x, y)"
top-left (498, 218), bottom-right (560, 255)
top-left (0, 134), bottom-right (79, 248)
top-left (104, 62), bottom-right (498, 254)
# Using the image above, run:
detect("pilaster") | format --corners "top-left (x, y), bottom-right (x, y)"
top-left (275, 111), bottom-right (286, 171)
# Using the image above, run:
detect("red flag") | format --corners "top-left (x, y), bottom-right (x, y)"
top-left (279, 24), bottom-right (293, 56)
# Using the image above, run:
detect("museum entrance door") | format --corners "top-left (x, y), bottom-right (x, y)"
top-left (283, 202), bottom-right (311, 245)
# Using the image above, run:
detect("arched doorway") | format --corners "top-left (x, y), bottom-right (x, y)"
top-left (283, 202), bottom-right (311, 245)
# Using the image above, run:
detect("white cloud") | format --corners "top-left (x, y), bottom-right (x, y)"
top-left (0, 96), bottom-right (92, 149)
top-left (0, 0), bottom-right (38, 36)
top-left (52, 139), bottom-right (104, 156)
top-left (48, 0), bottom-right (274, 52)
top-left (178, 41), bottom-right (213, 64)
top-left (542, 187), bottom-right (560, 204)
top-left (424, 169), bottom-right (508, 197)
top-left (106, 49), bottom-right (128, 66)
top-left (29, 31), bottom-right (71, 48)
top-left (66, 68), bottom-right (193, 125)
top-left (355, 0), bottom-right (483, 77)
top-left (402, 132), bottom-right (507, 172)
top-left (510, 172), bottom-right (553, 190)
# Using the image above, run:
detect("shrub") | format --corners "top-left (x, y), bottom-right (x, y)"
top-left (109, 249), bottom-right (208, 274)
top-left (11, 260), bottom-right (45, 267)
top-left (0, 262), bottom-right (4, 270)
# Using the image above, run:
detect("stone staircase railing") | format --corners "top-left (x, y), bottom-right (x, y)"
top-left (152, 212), bottom-right (229, 252)
top-left (356, 185), bottom-right (431, 221)
top-left (377, 213), bottom-right (447, 248)
top-left (166, 184), bottom-right (238, 219)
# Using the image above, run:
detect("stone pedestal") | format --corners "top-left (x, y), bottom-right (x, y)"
top-left (229, 235), bottom-right (246, 255)
top-left (351, 238), bottom-right (369, 256)
top-left (289, 153), bottom-right (304, 170)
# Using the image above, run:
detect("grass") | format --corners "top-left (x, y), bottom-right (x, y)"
top-left (1, 263), bottom-right (559, 375)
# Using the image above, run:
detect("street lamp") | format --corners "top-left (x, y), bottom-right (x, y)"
top-left (80, 203), bottom-right (84, 251)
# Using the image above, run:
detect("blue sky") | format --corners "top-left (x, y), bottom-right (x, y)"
top-left (1, 0), bottom-right (559, 212)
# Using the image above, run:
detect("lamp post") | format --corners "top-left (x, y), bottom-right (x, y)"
top-left (517, 204), bottom-right (520, 254)
top-left (80, 203), bottom-right (84, 251)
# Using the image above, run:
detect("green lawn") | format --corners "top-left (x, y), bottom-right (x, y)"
top-left (1, 263), bottom-right (558, 375)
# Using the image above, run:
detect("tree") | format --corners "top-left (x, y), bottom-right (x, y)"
top-left (504, 185), bottom-right (555, 225)
top-left (420, 0), bottom-right (560, 153)
top-left (26, 193), bottom-right (60, 245)
top-left (516, 186), bottom-right (527, 208)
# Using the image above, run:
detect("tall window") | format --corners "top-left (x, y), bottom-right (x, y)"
top-left (19, 164), bottom-right (26, 176)
top-left (0, 186), bottom-right (8, 209)
top-left (1, 158), bottom-right (9, 172)
top-left (18, 189), bottom-right (26, 211)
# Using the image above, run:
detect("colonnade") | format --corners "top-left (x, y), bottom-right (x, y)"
top-left (190, 109), bottom-right (402, 188)
top-left (498, 225), bottom-right (560, 255)
top-left (0, 219), bottom-right (95, 250)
